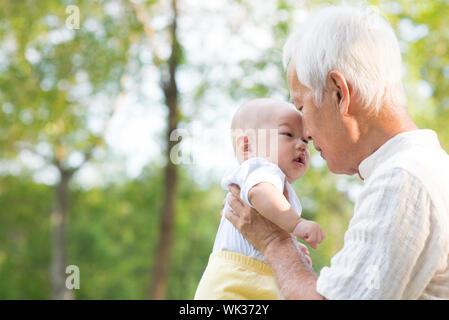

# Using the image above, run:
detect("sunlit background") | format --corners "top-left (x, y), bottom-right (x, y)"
top-left (0, 0), bottom-right (448, 299)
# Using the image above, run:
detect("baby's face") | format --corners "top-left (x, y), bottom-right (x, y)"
top-left (268, 105), bottom-right (310, 183)
top-left (232, 99), bottom-right (310, 182)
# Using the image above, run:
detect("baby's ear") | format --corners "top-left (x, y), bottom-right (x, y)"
top-left (235, 135), bottom-right (249, 153)
top-left (235, 135), bottom-right (250, 162)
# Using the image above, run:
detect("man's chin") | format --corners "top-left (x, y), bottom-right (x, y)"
top-left (327, 161), bottom-right (355, 176)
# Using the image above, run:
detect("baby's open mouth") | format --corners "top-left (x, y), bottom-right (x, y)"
top-left (293, 154), bottom-right (305, 166)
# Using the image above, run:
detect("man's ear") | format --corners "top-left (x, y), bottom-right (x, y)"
top-left (327, 70), bottom-right (351, 116)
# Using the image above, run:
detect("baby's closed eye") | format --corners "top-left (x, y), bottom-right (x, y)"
top-left (282, 132), bottom-right (293, 137)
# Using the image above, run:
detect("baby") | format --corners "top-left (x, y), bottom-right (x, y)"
top-left (194, 98), bottom-right (325, 300)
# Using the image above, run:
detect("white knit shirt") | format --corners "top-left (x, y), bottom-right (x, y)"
top-left (316, 129), bottom-right (449, 299)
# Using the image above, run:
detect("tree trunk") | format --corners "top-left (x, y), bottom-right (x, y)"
top-left (50, 169), bottom-right (74, 300)
top-left (148, 0), bottom-right (180, 300)
top-left (148, 161), bottom-right (178, 300)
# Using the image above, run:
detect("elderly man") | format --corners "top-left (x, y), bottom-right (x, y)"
top-left (225, 5), bottom-right (449, 299)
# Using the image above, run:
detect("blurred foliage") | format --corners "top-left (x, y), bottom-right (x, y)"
top-left (1, 0), bottom-right (448, 299)
top-left (0, 166), bottom-right (222, 299)
top-left (0, 0), bottom-right (140, 165)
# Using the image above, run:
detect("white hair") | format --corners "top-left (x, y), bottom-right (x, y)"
top-left (283, 4), bottom-right (406, 113)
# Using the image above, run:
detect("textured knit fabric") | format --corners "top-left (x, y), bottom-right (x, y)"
top-left (316, 130), bottom-right (449, 299)
top-left (213, 157), bottom-right (302, 263)
top-left (194, 251), bottom-right (282, 300)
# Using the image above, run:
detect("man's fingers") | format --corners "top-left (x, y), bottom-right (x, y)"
top-left (297, 242), bottom-right (312, 266)
top-left (227, 184), bottom-right (245, 214)
top-left (227, 193), bottom-right (245, 215)
top-left (228, 183), bottom-right (240, 197)
top-left (224, 208), bottom-right (239, 226)
top-left (298, 242), bottom-right (309, 256)
top-left (306, 255), bottom-right (312, 266)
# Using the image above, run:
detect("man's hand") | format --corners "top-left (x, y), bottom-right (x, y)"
top-left (224, 184), bottom-right (312, 266)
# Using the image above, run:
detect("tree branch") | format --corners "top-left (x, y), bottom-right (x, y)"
top-left (131, 0), bottom-right (164, 66)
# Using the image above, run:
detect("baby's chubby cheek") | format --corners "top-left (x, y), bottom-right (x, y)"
top-left (279, 159), bottom-right (293, 175)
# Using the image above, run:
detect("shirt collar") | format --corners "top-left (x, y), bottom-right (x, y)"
top-left (358, 129), bottom-right (440, 180)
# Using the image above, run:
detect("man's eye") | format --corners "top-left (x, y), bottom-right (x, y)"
top-left (282, 132), bottom-right (293, 137)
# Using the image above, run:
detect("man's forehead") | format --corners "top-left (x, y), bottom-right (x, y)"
top-left (290, 92), bottom-right (303, 104)
top-left (286, 65), bottom-right (307, 99)
top-left (288, 93), bottom-right (306, 114)
top-left (286, 61), bottom-right (296, 75)
top-left (287, 62), bottom-right (304, 85)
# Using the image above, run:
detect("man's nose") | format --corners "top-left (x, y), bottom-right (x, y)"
top-left (303, 127), bottom-right (312, 142)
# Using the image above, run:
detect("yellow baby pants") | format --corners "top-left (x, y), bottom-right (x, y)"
top-left (194, 251), bottom-right (282, 300)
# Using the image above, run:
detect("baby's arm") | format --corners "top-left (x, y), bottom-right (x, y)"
top-left (248, 182), bottom-right (325, 249)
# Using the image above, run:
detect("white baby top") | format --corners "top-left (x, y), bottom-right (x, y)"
top-left (213, 157), bottom-right (302, 264)
top-left (316, 129), bottom-right (449, 299)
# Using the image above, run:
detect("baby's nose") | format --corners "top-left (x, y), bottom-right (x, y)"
top-left (296, 139), bottom-right (307, 150)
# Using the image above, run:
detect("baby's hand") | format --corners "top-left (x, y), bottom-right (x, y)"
top-left (292, 220), bottom-right (325, 249)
